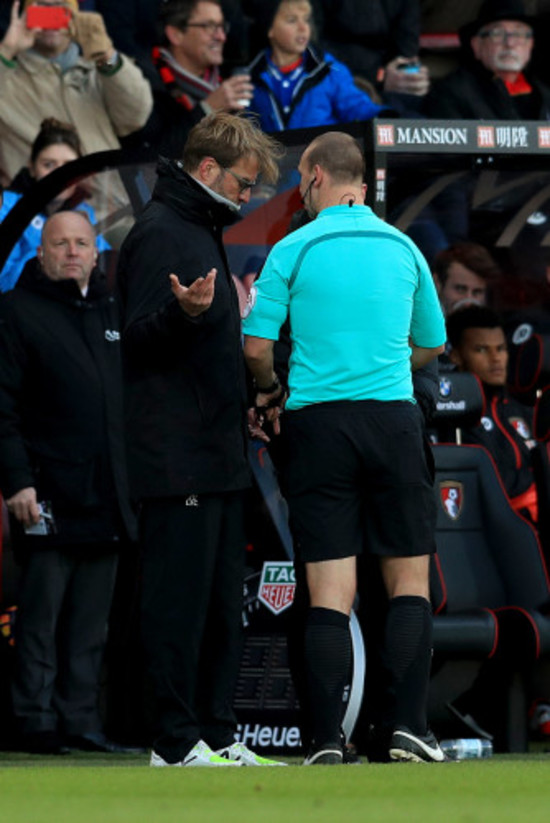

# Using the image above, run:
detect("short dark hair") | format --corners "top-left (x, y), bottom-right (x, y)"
top-left (446, 304), bottom-right (503, 350)
top-left (433, 242), bottom-right (501, 286)
top-left (30, 118), bottom-right (82, 164)
top-left (183, 112), bottom-right (284, 184)
top-left (303, 132), bottom-right (365, 185)
top-left (159, 0), bottom-right (222, 44)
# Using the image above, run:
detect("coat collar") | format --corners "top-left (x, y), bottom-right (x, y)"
top-left (16, 257), bottom-right (109, 304)
top-left (247, 44), bottom-right (324, 80)
top-left (17, 46), bottom-right (90, 74)
top-left (153, 157), bottom-right (241, 229)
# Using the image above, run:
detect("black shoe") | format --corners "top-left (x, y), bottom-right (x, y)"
top-left (66, 732), bottom-right (146, 754)
top-left (19, 731), bottom-right (70, 755)
top-left (446, 701), bottom-right (493, 741)
top-left (364, 724), bottom-right (392, 763)
top-left (343, 742), bottom-right (361, 765)
top-left (389, 728), bottom-right (447, 763)
top-left (303, 743), bottom-right (343, 765)
top-left (338, 730), bottom-right (361, 764)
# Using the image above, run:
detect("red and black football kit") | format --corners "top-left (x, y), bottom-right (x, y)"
top-left (462, 385), bottom-right (538, 523)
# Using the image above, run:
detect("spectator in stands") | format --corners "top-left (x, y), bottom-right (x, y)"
top-left (127, 0), bottom-right (254, 161)
top-left (426, 0), bottom-right (550, 119)
top-left (0, 211), bottom-right (137, 755)
top-left (97, 0), bottom-right (250, 78)
top-left (432, 241), bottom-right (502, 315)
top-left (315, 0), bottom-right (431, 111)
top-left (447, 304), bottom-right (540, 521)
top-left (244, 0), bottom-right (383, 133)
top-left (0, 118), bottom-right (109, 293)
top-left (0, 0), bottom-right (153, 181)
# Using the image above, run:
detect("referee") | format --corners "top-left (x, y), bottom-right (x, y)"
top-left (243, 132), bottom-right (447, 764)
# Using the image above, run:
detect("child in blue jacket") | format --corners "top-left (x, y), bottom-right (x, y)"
top-left (245, 0), bottom-right (383, 132)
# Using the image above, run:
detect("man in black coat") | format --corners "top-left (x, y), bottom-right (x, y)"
top-left (117, 111), bottom-right (285, 767)
top-left (427, 0), bottom-right (550, 120)
top-left (0, 211), bottom-right (136, 754)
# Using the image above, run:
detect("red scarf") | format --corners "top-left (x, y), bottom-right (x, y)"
top-left (152, 47), bottom-right (220, 110)
top-left (504, 72), bottom-right (532, 96)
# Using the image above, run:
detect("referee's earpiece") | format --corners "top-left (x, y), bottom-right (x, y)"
top-left (302, 176), bottom-right (317, 205)
top-left (301, 172), bottom-right (319, 207)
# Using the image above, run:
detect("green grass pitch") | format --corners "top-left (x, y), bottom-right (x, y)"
top-left (1, 753), bottom-right (550, 823)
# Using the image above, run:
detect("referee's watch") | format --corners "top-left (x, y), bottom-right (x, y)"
top-left (256, 375), bottom-right (281, 394)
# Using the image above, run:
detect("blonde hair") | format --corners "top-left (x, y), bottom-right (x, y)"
top-left (183, 112), bottom-right (284, 185)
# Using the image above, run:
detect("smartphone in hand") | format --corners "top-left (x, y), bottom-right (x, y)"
top-left (26, 5), bottom-right (72, 30)
top-left (397, 60), bottom-right (421, 74)
top-left (24, 501), bottom-right (57, 536)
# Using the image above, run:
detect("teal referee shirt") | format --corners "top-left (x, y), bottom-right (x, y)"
top-left (243, 204), bottom-right (446, 411)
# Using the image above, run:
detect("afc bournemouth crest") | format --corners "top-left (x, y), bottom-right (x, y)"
top-left (440, 481), bottom-right (463, 521)
top-left (510, 416), bottom-right (531, 440)
top-left (258, 562), bottom-right (296, 615)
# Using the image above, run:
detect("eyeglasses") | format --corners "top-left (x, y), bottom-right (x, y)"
top-left (222, 167), bottom-right (257, 193)
top-left (184, 21), bottom-right (230, 35)
top-left (478, 27), bottom-right (533, 44)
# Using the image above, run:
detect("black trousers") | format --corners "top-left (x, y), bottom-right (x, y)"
top-left (12, 547), bottom-right (118, 735)
top-left (139, 492), bottom-right (246, 762)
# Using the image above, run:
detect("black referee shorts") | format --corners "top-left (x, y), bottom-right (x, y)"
top-left (283, 400), bottom-right (436, 563)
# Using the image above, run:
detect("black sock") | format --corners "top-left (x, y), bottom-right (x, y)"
top-left (286, 563), bottom-right (312, 749)
top-left (304, 606), bottom-right (351, 749)
top-left (384, 595), bottom-right (433, 736)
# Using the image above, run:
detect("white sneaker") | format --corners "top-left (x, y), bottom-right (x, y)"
top-left (215, 742), bottom-right (287, 766)
top-left (389, 728), bottom-right (447, 763)
top-left (150, 739), bottom-right (242, 767)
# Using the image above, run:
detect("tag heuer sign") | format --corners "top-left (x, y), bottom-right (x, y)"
top-left (258, 562), bottom-right (296, 615)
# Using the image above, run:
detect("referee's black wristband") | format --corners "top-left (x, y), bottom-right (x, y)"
top-left (256, 375), bottom-right (281, 394)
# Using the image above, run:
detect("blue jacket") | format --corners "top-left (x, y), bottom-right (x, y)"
top-left (246, 46), bottom-right (383, 132)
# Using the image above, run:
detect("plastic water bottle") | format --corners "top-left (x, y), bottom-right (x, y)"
top-left (440, 738), bottom-right (493, 760)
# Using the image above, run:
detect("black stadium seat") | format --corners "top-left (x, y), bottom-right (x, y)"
top-left (431, 443), bottom-right (550, 749)
top-left (433, 444), bottom-right (550, 613)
